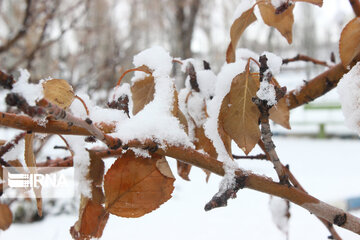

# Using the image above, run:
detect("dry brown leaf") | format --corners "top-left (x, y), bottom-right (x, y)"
top-left (156, 157), bottom-right (175, 179)
top-left (219, 70), bottom-right (260, 155)
top-left (177, 161), bottom-right (192, 181)
top-left (104, 151), bottom-right (174, 218)
top-left (194, 126), bottom-right (217, 158)
top-left (87, 151), bottom-right (105, 204)
top-left (226, 7), bottom-right (257, 63)
top-left (131, 76), bottom-right (155, 115)
top-left (42, 79), bottom-right (75, 108)
top-left (0, 203), bottom-right (12, 230)
top-left (339, 18), bottom-right (360, 67)
top-left (294, 0), bottom-right (323, 7)
top-left (269, 98), bottom-right (291, 129)
top-left (257, 2), bottom-right (294, 44)
top-left (70, 198), bottom-right (109, 240)
top-left (24, 133), bottom-right (42, 216)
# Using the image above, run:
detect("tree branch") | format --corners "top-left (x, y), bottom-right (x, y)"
top-left (0, 0), bottom-right (32, 54)
top-left (282, 54), bottom-right (330, 67)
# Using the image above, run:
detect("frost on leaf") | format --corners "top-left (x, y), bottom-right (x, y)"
top-left (24, 133), bottom-right (42, 217)
top-left (70, 198), bottom-right (109, 240)
top-left (42, 78), bottom-right (75, 108)
top-left (219, 69), bottom-right (260, 155)
top-left (104, 151), bottom-right (175, 218)
top-left (257, 1), bottom-right (294, 44)
top-left (226, 6), bottom-right (256, 63)
top-left (0, 203), bottom-right (12, 230)
top-left (339, 18), bottom-right (360, 67)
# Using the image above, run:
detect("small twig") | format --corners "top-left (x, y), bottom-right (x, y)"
top-left (53, 145), bottom-right (68, 150)
top-left (172, 59), bottom-right (183, 65)
top-left (204, 175), bottom-right (248, 211)
top-left (58, 134), bottom-right (74, 157)
top-left (0, 132), bottom-right (26, 157)
top-left (115, 66), bottom-right (152, 87)
top-left (232, 154), bottom-right (267, 160)
top-left (74, 95), bottom-right (89, 116)
top-left (254, 55), bottom-right (288, 184)
top-left (186, 62), bottom-right (200, 92)
top-left (282, 54), bottom-right (329, 67)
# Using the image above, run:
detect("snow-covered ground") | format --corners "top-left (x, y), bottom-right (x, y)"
top-left (1, 137), bottom-right (359, 240)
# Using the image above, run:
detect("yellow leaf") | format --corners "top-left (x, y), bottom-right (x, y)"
top-left (24, 133), bottom-right (42, 216)
top-left (339, 18), bottom-right (360, 67)
top-left (42, 79), bottom-right (74, 108)
top-left (257, 2), bottom-right (294, 44)
top-left (226, 7), bottom-right (257, 63)
top-left (0, 203), bottom-right (12, 230)
top-left (104, 151), bottom-right (174, 218)
top-left (219, 70), bottom-right (260, 155)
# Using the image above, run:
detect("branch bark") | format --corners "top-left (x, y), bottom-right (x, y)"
top-left (349, 0), bottom-right (360, 17)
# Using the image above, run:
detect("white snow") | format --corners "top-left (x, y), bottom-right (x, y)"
top-left (181, 58), bottom-right (204, 73)
top-left (271, 0), bottom-right (289, 9)
top-left (12, 69), bottom-right (43, 105)
top-left (113, 47), bottom-right (193, 148)
top-left (65, 136), bottom-right (91, 198)
top-left (196, 70), bottom-right (217, 100)
top-left (262, 51), bottom-right (282, 75)
top-left (257, 79), bottom-right (277, 106)
top-left (133, 46), bottom-right (172, 77)
top-left (186, 92), bottom-right (208, 127)
top-left (337, 62), bottom-right (360, 134)
top-left (269, 196), bottom-right (289, 236)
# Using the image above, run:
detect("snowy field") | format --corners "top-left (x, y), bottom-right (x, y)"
top-left (1, 137), bottom-right (359, 240)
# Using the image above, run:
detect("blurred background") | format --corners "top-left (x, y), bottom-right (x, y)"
top-left (0, 0), bottom-right (360, 239)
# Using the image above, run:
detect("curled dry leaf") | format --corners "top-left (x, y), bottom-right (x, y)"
top-left (257, 1), bottom-right (294, 44)
top-left (70, 198), bottom-right (109, 240)
top-left (226, 7), bottom-right (257, 63)
top-left (87, 151), bottom-right (105, 204)
top-left (24, 133), bottom-right (42, 217)
top-left (339, 18), bottom-right (360, 67)
top-left (0, 203), bottom-right (12, 230)
top-left (104, 151), bottom-right (175, 218)
top-left (155, 157), bottom-right (175, 179)
top-left (177, 161), bottom-right (192, 181)
top-left (219, 68), bottom-right (260, 155)
top-left (42, 79), bottom-right (75, 108)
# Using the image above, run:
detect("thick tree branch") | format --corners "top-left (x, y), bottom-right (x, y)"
top-left (286, 55), bottom-right (360, 110)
